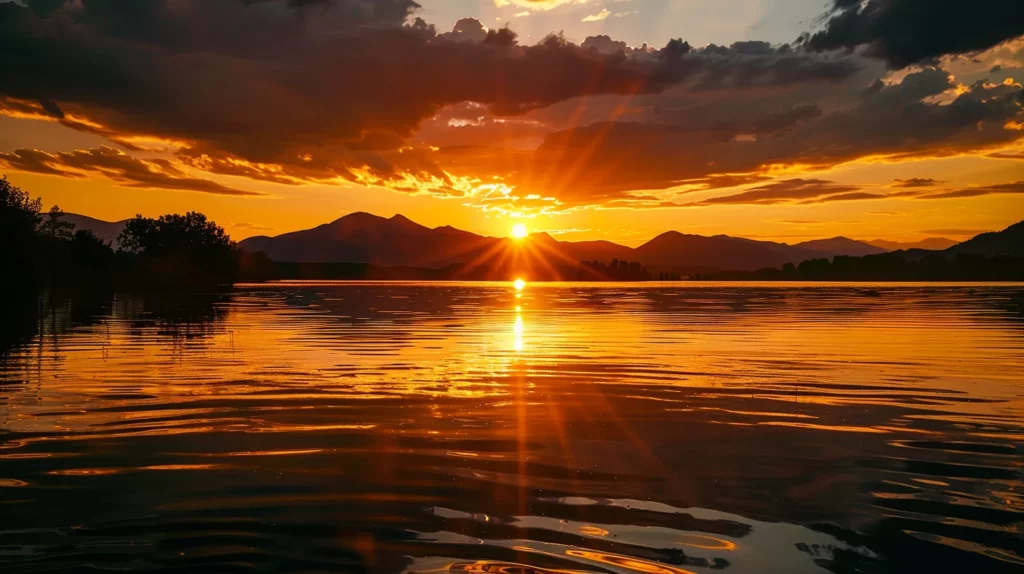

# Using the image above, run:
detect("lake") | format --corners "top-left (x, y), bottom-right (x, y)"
top-left (1, 282), bottom-right (1022, 573)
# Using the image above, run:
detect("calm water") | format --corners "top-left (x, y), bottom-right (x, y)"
top-left (1, 282), bottom-right (1022, 574)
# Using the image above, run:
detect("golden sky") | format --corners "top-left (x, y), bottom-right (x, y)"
top-left (1, 0), bottom-right (1022, 244)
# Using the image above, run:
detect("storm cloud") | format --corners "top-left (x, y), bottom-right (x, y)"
top-left (808, 0), bottom-right (1024, 68)
top-left (0, 0), bottom-right (1021, 212)
top-left (0, 0), bottom-right (861, 197)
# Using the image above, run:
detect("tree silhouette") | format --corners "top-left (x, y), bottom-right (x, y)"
top-left (1, 176), bottom-right (43, 291)
top-left (39, 206), bottom-right (76, 242)
top-left (117, 212), bottom-right (239, 286)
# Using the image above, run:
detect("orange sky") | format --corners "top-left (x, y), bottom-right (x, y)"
top-left (1, 0), bottom-right (1022, 245)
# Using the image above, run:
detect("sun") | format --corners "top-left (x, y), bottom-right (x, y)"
top-left (513, 278), bottom-right (526, 291)
top-left (511, 223), bottom-right (528, 239)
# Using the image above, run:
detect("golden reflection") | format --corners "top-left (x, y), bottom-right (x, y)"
top-left (564, 549), bottom-right (697, 574)
top-left (513, 312), bottom-right (525, 352)
top-left (678, 534), bottom-right (738, 551)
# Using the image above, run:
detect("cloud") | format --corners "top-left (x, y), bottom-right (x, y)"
top-left (891, 178), bottom-right (943, 188)
top-left (0, 147), bottom-right (261, 196)
top-left (0, 0), bottom-right (866, 213)
top-left (693, 179), bottom-right (862, 205)
top-left (1, 0), bottom-right (1020, 215)
top-left (494, 0), bottom-right (588, 11)
top-left (232, 222), bottom-right (277, 231)
top-left (920, 228), bottom-right (989, 236)
top-left (807, 0), bottom-right (1024, 68)
top-left (465, 66), bottom-right (1023, 207)
top-left (916, 181), bottom-right (1024, 199)
top-left (988, 150), bottom-right (1024, 160)
top-left (581, 9), bottom-right (609, 22)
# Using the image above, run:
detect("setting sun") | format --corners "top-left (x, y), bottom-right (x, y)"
top-left (511, 223), bottom-right (528, 239)
top-left (513, 278), bottom-right (526, 291)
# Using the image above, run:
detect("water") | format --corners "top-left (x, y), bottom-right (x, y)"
top-left (1, 282), bottom-right (1021, 573)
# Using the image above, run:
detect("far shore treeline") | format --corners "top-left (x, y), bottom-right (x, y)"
top-left (699, 253), bottom-right (1024, 282)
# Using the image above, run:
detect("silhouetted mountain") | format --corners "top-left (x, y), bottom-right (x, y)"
top-left (239, 212), bottom-right (1022, 277)
top-left (869, 238), bottom-right (958, 251)
top-left (241, 212), bottom-right (504, 268)
top-left (795, 237), bottom-right (887, 257)
top-left (562, 240), bottom-right (635, 264)
top-left (633, 232), bottom-right (821, 272)
top-left (944, 221), bottom-right (1024, 258)
top-left (65, 213), bottom-right (127, 247)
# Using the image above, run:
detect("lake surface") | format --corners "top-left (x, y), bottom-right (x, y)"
top-left (1, 282), bottom-right (1022, 573)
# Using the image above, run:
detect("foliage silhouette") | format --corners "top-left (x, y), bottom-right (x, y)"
top-left (0, 176), bottom-right (43, 293)
top-left (117, 212), bottom-right (239, 287)
top-left (578, 259), bottom-right (651, 281)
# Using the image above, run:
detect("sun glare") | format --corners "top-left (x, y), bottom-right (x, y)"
top-left (513, 278), bottom-right (526, 291)
top-left (511, 223), bottom-right (528, 239)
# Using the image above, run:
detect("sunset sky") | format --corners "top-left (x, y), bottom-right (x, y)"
top-left (1, 0), bottom-right (1022, 245)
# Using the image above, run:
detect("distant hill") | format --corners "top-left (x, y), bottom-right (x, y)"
top-left (629, 232), bottom-right (817, 272)
top-left (944, 221), bottom-right (1024, 258)
top-left (240, 213), bottom-right (504, 268)
top-left (64, 213), bottom-right (127, 247)
top-left (869, 238), bottom-right (958, 251)
top-left (241, 213), bottom-right (889, 276)
top-left (561, 240), bottom-right (635, 264)
top-left (241, 212), bottom-right (1022, 277)
top-left (795, 237), bottom-right (887, 257)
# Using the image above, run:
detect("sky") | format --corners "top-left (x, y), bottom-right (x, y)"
top-left (0, 0), bottom-right (1022, 245)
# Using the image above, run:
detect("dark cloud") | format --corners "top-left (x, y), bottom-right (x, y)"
top-left (693, 179), bottom-right (862, 205)
top-left (0, 147), bottom-right (262, 195)
top-left (0, 0), bottom-right (861, 202)
top-left (917, 181), bottom-right (1024, 199)
top-left (1, 0), bottom-right (1019, 213)
top-left (682, 178), bottom-right (1024, 207)
top-left (891, 178), bottom-right (942, 188)
top-left (466, 67), bottom-right (1023, 206)
top-left (807, 0), bottom-right (1024, 68)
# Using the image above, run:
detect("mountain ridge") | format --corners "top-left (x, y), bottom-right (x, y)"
top-left (65, 210), bottom-right (1019, 277)
top-left (237, 212), bottom-right (911, 274)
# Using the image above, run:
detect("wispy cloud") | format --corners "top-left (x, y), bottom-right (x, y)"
top-left (0, 147), bottom-right (262, 196)
top-left (582, 9), bottom-right (610, 22)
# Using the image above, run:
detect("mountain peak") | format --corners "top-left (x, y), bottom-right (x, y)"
top-left (329, 211), bottom-right (384, 225)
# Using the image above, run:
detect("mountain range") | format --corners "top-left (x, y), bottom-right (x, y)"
top-left (64, 213), bottom-right (127, 247)
top-left (64, 211), bottom-right (1020, 279)
top-left (238, 212), bottom-right (889, 276)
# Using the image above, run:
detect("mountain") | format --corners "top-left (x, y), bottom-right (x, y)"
top-left (64, 213), bottom-right (127, 247)
top-left (869, 238), bottom-right (958, 251)
top-left (241, 213), bottom-right (594, 280)
top-left (237, 212), bottom-right (1021, 278)
top-left (241, 213), bottom-right (503, 268)
top-left (794, 237), bottom-right (887, 257)
top-left (561, 240), bottom-right (635, 264)
top-left (631, 232), bottom-right (821, 272)
top-left (241, 212), bottom-right (946, 276)
top-left (943, 221), bottom-right (1024, 258)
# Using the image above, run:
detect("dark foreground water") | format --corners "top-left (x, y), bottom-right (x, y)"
top-left (1, 282), bottom-right (1022, 574)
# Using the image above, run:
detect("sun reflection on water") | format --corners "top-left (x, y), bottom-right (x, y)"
top-left (513, 313), bottom-right (524, 353)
